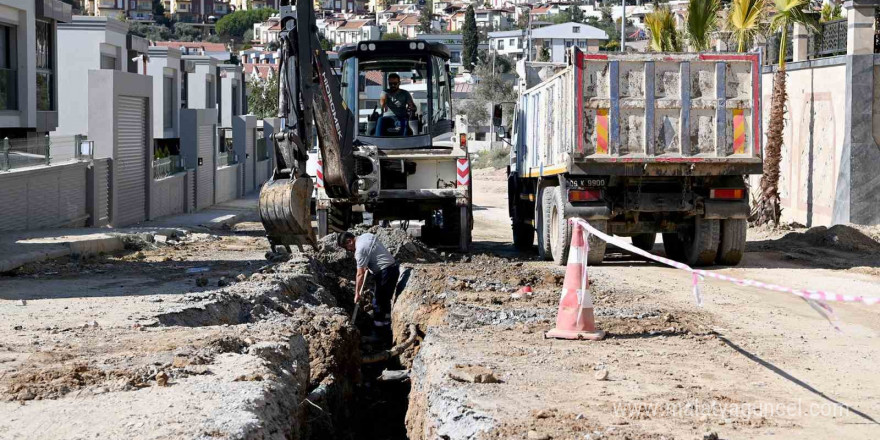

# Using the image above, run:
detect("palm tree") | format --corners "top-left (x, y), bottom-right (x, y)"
top-left (645, 7), bottom-right (682, 52)
top-left (686, 0), bottom-right (721, 51)
top-left (754, 0), bottom-right (816, 225)
top-left (727, 0), bottom-right (765, 52)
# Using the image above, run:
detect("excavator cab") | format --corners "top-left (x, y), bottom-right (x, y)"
top-left (339, 40), bottom-right (454, 148)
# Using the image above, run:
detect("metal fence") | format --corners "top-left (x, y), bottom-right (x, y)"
top-left (809, 19), bottom-right (847, 58)
top-left (152, 154), bottom-right (185, 179)
top-left (217, 150), bottom-right (237, 167)
top-left (0, 135), bottom-right (90, 172)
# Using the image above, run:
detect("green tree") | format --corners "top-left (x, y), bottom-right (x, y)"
top-left (462, 5), bottom-right (479, 71)
top-left (537, 46), bottom-right (550, 61)
top-left (686, 0), bottom-right (720, 51)
top-left (820, 1), bottom-right (843, 21)
top-left (755, 0), bottom-right (817, 225)
top-left (570, 5), bottom-right (585, 23)
top-left (216, 9), bottom-right (277, 42)
top-left (129, 22), bottom-right (173, 41)
top-left (645, 7), bottom-right (682, 51)
top-left (418, 1), bottom-right (434, 34)
top-left (173, 22), bottom-right (202, 42)
top-left (727, 0), bottom-right (765, 52)
top-left (381, 32), bottom-right (405, 40)
top-left (454, 59), bottom-right (518, 127)
top-left (153, 0), bottom-right (169, 25)
top-left (247, 74), bottom-right (279, 118)
top-left (516, 10), bottom-right (530, 30)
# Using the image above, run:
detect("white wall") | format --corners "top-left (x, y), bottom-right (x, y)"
top-left (757, 62), bottom-right (848, 227)
top-left (215, 163), bottom-right (240, 204)
top-left (55, 17), bottom-right (129, 137)
top-left (151, 172), bottom-right (187, 218)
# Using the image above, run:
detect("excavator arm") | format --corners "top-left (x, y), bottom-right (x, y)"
top-left (259, 1), bottom-right (357, 250)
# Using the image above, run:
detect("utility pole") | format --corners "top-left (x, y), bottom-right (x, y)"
top-left (489, 46), bottom-right (496, 149)
top-left (527, 5), bottom-right (532, 61)
top-left (620, 0), bottom-right (625, 52)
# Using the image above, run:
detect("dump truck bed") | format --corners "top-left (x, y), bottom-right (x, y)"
top-left (515, 51), bottom-right (763, 177)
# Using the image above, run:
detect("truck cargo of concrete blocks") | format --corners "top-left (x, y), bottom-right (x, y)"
top-left (505, 48), bottom-right (763, 267)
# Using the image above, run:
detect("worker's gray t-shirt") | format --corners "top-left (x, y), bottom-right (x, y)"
top-left (382, 89), bottom-right (413, 120)
top-left (355, 233), bottom-right (396, 274)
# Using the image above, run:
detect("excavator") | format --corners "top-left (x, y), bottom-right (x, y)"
top-left (260, 1), bottom-right (473, 252)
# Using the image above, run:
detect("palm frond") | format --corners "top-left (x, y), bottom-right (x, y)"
top-left (686, 0), bottom-right (721, 51)
top-left (727, 0), bottom-right (765, 52)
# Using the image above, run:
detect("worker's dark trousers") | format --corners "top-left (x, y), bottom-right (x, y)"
top-left (373, 264), bottom-right (400, 325)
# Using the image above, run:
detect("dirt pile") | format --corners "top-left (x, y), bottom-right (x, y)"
top-left (317, 226), bottom-right (442, 266)
top-left (778, 224), bottom-right (880, 253)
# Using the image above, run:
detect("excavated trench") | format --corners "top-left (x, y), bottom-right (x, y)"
top-left (149, 227), bottom-right (439, 439)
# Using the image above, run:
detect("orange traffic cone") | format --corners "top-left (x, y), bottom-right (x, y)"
top-left (545, 221), bottom-right (605, 341)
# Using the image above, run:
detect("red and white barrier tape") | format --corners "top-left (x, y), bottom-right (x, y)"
top-left (570, 219), bottom-right (879, 331)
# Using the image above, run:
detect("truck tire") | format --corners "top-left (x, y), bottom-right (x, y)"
top-left (631, 233), bottom-right (657, 251)
top-left (662, 233), bottom-right (685, 260)
top-left (512, 223), bottom-right (534, 250)
top-left (682, 217), bottom-right (720, 266)
top-left (716, 219), bottom-right (747, 265)
top-left (550, 187), bottom-right (606, 266)
top-left (537, 186), bottom-right (555, 260)
top-left (458, 205), bottom-right (472, 253)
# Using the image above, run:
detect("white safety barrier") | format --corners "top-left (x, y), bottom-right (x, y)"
top-left (571, 219), bottom-right (879, 331)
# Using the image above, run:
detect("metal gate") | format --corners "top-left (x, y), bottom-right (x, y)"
top-left (196, 125), bottom-right (215, 210)
top-left (114, 96), bottom-right (148, 226)
top-left (245, 127), bottom-right (255, 193)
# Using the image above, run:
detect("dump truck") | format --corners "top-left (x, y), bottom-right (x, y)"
top-left (259, 2), bottom-right (472, 252)
top-left (503, 49), bottom-right (763, 266)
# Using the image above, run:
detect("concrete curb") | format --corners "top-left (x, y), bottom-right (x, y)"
top-left (0, 235), bottom-right (126, 274)
top-left (205, 213), bottom-right (248, 230)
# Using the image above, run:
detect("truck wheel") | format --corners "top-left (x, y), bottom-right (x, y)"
top-left (458, 205), bottom-right (472, 253)
top-left (662, 233), bottom-right (685, 261)
top-left (537, 186), bottom-right (555, 260)
top-left (682, 217), bottom-right (720, 267)
top-left (716, 219), bottom-right (747, 265)
top-left (631, 233), bottom-right (657, 251)
top-left (550, 187), bottom-right (606, 266)
top-left (512, 223), bottom-right (534, 250)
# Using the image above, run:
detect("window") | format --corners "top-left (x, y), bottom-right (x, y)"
top-left (100, 54), bottom-right (117, 70)
top-left (573, 26), bottom-right (580, 33)
top-left (206, 76), bottom-right (216, 108)
top-left (565, 40), bottom-right (573, 48)
top-left (232, 82), bottom-right (240, 116)
top-left (35, 21), bottom-right (53, 111)
top-left (509, 38), bottom-right (516, 47)
top-left (0, 24), bottom-right (16, 111)
top-left (450, 51), bottom-right (461, 63)
top-left (163, 76), bottom-right (174, 129)
top-left (498, 39), bottom-right (504, 49)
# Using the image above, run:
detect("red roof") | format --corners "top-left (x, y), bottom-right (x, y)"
top-left (365, 70), bottom-right (383, 86)
top-left (244, 63), bottom-right (278, 80)
top-left (338, 19), bottom-right (373, 30)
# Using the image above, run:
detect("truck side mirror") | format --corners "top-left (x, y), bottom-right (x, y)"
top-left (495, 126), bottom-right (507, 138)
top-left (492, 104), bottom-right (503, 127)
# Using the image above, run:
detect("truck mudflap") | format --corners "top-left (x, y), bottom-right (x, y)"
top-left (562, 202), bottom-right (611, 220)
top-left (704, 200), bottom-right (750, 219)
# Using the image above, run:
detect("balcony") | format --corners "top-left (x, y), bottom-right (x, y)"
top-left (136, 0), bottom-right (152, 11)
top-left (98, 0), bottom-right (120, 9)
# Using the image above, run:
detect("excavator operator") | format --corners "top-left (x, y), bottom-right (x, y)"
top-left (376, 73), bottom-right (417, 136)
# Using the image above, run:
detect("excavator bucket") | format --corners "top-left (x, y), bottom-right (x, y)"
top-left (259, 176), bottom-right (317, 250)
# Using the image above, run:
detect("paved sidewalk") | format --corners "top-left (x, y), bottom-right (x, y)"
top-left (0, 194), bottom-right (259, 273)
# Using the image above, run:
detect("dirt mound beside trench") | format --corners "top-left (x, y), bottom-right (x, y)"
top-left (778, 224), bottom-right (880, 253)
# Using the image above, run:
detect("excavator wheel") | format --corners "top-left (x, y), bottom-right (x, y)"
top-left (259, 177), bottom-right (317, 249)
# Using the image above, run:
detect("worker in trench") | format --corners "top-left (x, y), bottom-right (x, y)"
top-left (338, 231), bottom-right (399, 340)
